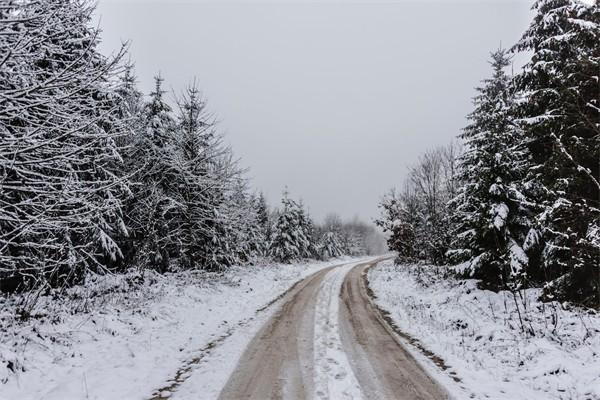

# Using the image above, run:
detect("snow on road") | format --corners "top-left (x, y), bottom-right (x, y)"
top-left (313, 264), bottom-right (363, 400)
top-left (216, 257), bottom-right (447, 400)
top-left (0, 257), bottom-right (360, 400)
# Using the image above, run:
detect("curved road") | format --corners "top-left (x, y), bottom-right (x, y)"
top-left (218, 259), bottom-right (448, 400)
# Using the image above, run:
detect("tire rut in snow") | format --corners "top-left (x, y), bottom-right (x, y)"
top-left (217, 257), bottom-right (449, 400)
top-left (217, 266), bottom-right (336, 400)
top-left (313, 265), bottom-right (363, 399)
top-left (148, 268), bottom-right (322, 400)
top-left (338, 260), bottom-right (450, 400)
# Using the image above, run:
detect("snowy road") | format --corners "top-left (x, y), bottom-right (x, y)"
top-left (218, 258), bottom-right (448, 400)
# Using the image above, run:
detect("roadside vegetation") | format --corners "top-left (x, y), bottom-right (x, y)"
top-left (377, 0), bottom-right (599, 308)
top-left (0, 0), bottom-right (384, 301)
top-left (373, 3), bottom-right (599, 397)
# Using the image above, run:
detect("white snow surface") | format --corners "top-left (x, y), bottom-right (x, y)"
top-left (368, 260), bottom-right (600, 400)
top-left (490, 202), bottom-right (509, 230)
top-left (171, 259), bottom-right (368, 400)
top-left (313, 264), bottom-right (363, 400)
top-left (0, 257), bottom-right (361, 400)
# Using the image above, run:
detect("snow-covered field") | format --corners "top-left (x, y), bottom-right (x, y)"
top-left (368, 260), bottom-right (600, 400)
top-left (0, 257), bottom-right (361, 400)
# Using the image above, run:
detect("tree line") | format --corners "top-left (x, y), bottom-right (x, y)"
top-left (0, 0), bottom-right (382, 294)
top-left (377, 0), bottom-right (599, 307)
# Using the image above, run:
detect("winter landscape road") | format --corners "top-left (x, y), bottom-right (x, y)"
top-left (218, 258), bottom-right (448, 400)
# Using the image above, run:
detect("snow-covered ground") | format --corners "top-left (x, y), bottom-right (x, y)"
top-left (172, 260), bottom-right (370, 400)
top-left (368, 260), bottom-right (600, 400)
top-left (312, 264), bottom-right (363, 399)
top-left (0, 257), bottom-right (361, 400)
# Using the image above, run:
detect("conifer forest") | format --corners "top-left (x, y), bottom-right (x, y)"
top-left (0, 1), bottom-right (598, 399)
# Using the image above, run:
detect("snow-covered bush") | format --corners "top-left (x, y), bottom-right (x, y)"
top-left (369, 261), bottom-right (600, 400)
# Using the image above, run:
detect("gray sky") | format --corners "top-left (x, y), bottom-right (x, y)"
top-left (96, 0), bottom-right (532, 223)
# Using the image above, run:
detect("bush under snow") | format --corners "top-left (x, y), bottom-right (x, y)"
top-left (368, 260), bottom-right (600, 400)
top-left (0, 258), bottom-right (354, 400)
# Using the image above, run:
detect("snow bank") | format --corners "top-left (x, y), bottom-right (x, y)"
top-left (0, 257), bottom-right (359, 400)
top-left (368, 260), bottom-right (600, 400)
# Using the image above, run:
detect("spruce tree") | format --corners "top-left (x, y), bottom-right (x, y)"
top-left (320, 231), bottom-right (343, 259)
top-left (173, 83), bottom-right (235, 271)
top-left (513, 0), bottom-right (600, 305)
top-left (225, 180), bottom-right (264, 264)
top-left (297, 201), bottom-right (318, 258)
top-left (256, 192), bottom-right (272, 254)
top-left (269, 191), bottom-right (311, 263)
top-left (450, 48), bottom-right (530, 290)
top-left (320, 213), bottom-right (345, 259)
top-left (123, 74), bottom-right (179, 272)
top-left (0, 0), bottom-right (129, 290)
top-left (114, 63), bottom-right (144, 148)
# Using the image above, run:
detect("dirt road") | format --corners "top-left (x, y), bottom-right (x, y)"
top-left (218, 258), bottom-right (448, 400)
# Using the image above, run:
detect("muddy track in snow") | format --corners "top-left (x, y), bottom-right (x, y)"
top-left (218, 258), bottom-right (449, 400)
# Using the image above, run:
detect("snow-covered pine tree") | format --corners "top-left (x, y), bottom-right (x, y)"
top-left (225, 179), bottom-right (264, 264)
top-left (513, 0), bottom-right (600, 305)
top-left (318, 213), bottom-right (344, 259)
top-left (109, 63), bottom-right (144, 265)
top-left (449, 48), bottom-right (530, 290)
top-left (256, 192), bottom-right (272, 254)
top-left (297, 201), bottom-right (319, 258)
top-left (114, 63), bottom-right (144, 148)
top-left (122, 74), bottom-right (179, 272)
top-left (320, 231), bottom-right (343, 259)
top-left (173, 83), bottom-right (235, 271)
top-left (0, 0), bottom-right (129, 290)
top-left (269, 191), bottom-right (311, 263)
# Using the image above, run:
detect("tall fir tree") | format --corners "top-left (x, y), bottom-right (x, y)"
top-left (123, 74), bottom-right (179, 272)
top-left (513, 0), bottom-right (600, 305)
top-left (173, 83), bottom-right (235, 271)
top-left (297, 200), bottom-right (318, 258)
top-left (114, 63), bottom-right (144, 148)
top-left (0, 0), bottom-right (129, 290)
top-left (256, 192), bottom-right (271, 254)
top-left (225, 179), bottom-right (264, 264)
top-left (450, 48), bottom-right (531, 290)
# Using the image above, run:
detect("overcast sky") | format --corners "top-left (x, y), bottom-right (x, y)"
top-left (96, 0), bottom-right (532, 223)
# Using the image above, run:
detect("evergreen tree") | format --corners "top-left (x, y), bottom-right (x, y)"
top-left (173, 83), bottom-right (235, 271)
top-left (123, 74), bottom-right (179, 272)
top-left (320, 213), bottom-right (345, 258)
top-left (297, 201), bottom-right (318, 258)
top-left (225, 180), bottom-right (264, 264)
top-left (256, 192), bottom-right (271, 254)
top-left (449, 48), bottom-right (530, 290)
top-left (513, 0), bottom-right (600, 305)
top-left (0, 0), bottom-right (129, 290)
top-left (114, 63), bottom-right (144, 148)
top-left (320, 231), bottom-right (343, 259)
top-left (269, 191), bottom-right (311, 263)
